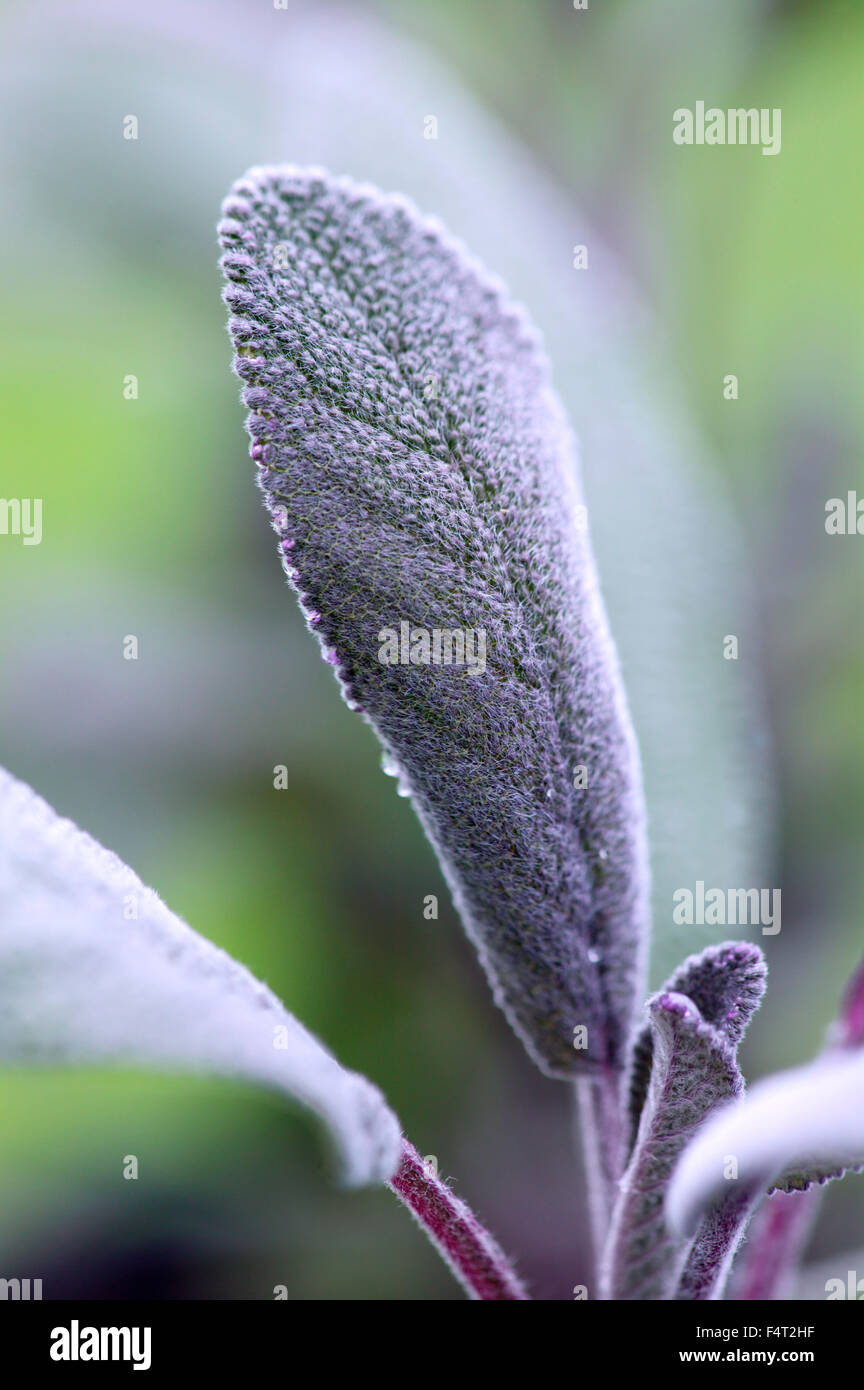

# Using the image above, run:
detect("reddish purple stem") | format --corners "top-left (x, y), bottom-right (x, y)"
top-left (388, 1139), bottom-right (530, 1300)
top-left (730, 1189), bottom-right (822, 1300)
top-left (835, 953), bottom-right (864, 1048)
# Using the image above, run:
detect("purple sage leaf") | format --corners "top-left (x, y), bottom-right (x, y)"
top-left (217, 166), bottom-right (650, 1078)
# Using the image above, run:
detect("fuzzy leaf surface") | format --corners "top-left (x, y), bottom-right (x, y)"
top-left (218, 166), bottom-right (649, 1076)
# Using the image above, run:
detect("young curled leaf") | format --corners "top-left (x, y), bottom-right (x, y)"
top-left (601, 991), bottom-right (744, 1300)
top-left (627, 940), bottom-right (767, 1152)
top-left (218, 166), bottom-right (650, 1077)
top-left (0, 766), bottom-right (401, 1188)
top-left (617, 942), bottom-right (767, 1298)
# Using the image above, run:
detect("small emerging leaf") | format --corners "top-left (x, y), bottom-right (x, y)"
top-left (602, 991), bottom-right (743, 1300)
top-left (0, 767), bottom-right (401, 1187)
top-left (627, 940), bottom-right (766, 1152)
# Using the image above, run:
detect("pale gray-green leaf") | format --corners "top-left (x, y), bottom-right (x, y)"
top-left (0, 766), bottom-right (401, 1187)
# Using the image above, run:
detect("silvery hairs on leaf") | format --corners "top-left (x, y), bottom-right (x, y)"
top-left (0, 766), bottom-right (401, 1187)
top-left (218, 166), bottom-right (650, 1078)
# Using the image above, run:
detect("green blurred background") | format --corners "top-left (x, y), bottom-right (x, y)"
top-left (0, 0), bottom-right (862, 1299)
